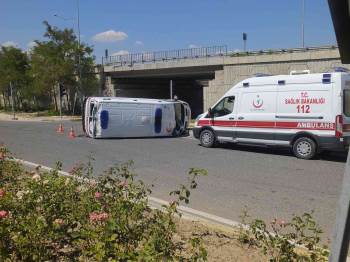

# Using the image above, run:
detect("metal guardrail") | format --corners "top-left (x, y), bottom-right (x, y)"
top-left (102, 45), bottom-right (338, 67)
top-left (228, 45), bottom-right (338, 57)
top-left (102, 45), bottom-right (227, 67)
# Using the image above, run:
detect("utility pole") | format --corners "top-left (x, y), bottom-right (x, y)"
top-left (53, 6), bottom-right (81, 115)
top-left (170, 80), bottom-right (173, 99)
top-left (301, 0), bottom-right (305, 48)
top-left (10, 82), bottom-right (16, 120)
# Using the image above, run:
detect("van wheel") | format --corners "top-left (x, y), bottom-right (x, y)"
top-left (200, 129), bottom-right (216, 148)
top-left (292, 137), bottom-right (317, 159)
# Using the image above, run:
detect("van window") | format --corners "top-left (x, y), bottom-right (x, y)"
top-left (90, 103), bottom-right (95, 116)
top-left (211, 96), bottom-right (235, 117)
top-left (344, 90), bottom-right (350, 117)
top-left (154, 108), bottom-right (162, 133)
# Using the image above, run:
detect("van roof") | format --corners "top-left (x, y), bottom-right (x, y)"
top-left (89, 97), bottom-right (182, 104)
top-left (235, 72), bottom-right (348, 88)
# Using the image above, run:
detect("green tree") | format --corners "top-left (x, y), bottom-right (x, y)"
top-left (30, 21), bottom-right (98, 113)
top-left (0, 46), bottom-right (30, 110)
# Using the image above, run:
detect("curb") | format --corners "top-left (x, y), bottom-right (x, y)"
top-left (0, 115), bottom-right (81, 122)
top-left (12, 158), bottom-right (241, 230)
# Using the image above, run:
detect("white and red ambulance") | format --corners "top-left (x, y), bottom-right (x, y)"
top-left (193, 71), bottom-right (350, 159)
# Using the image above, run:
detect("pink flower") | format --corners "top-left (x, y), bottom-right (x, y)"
top-left (118, 181), bottom-right (128, 188)
top-left (0, 210), bottom-right (8, 219)
top-left (271, 218), bottom-right (287, 227)
top-left (32, 174), bottom-right (41, 181)
top-left (0, 189), bottom-right (5, 198)
top-left (279, 220), bottom-right (287, 226)
top-left (53, 218), bottom-right (65, 226)
top-left (69, 164), bottom-right (82, 175)
top-left (94, 191), bottom-right (102, 200)
top-left (89, 212), bottom-right (109, 223)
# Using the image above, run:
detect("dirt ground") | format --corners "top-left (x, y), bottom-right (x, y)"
top-left (176, 218), bottom-right (265, 262)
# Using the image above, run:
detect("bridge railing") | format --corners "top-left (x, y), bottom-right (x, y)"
top-left (102, 45), bottom-right (227, 67)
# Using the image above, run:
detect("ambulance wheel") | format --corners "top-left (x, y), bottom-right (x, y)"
top-left (200, 129), bottom-right (216, 148)
top-left (292, 137), bottom-right (317, 160)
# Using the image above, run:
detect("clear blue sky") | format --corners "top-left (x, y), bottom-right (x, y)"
top-left (0, 0), bottom-right (336, 62)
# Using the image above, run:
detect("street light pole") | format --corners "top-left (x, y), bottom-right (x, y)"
top-left (301, 0), bottom-right (305, 48)
top-left (53, 11), bottom-right (80, 115)
top-left (76, 0), bottom-right (83, 113)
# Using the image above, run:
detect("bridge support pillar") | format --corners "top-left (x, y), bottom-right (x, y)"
top-left (104, 75), bottom-right (115, 97)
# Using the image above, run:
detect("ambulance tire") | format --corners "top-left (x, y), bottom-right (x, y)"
top-left (200, 129), bottom-right (216, 148)
top-left (292, 137), bottom-right (317, 160)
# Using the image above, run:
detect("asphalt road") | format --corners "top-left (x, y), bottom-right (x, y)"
top-left (0, 120), bottom-right (347, 239)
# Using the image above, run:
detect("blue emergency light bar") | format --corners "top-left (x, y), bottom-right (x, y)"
top-left (333, 67), bottom-right (349, 73)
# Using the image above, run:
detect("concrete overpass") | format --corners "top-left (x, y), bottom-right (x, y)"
top-left (101, 45), bottom-right (350, 117)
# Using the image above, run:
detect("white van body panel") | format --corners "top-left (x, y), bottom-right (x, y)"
top-left (83, 97), bottom-right (190, 138)
top-left (193, 72), bottom-right (350, 154)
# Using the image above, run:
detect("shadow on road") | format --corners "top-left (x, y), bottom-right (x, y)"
top-left (83, 132), bottom-right (191, 141)
top-left (206, 143), bottom-right (348, 163)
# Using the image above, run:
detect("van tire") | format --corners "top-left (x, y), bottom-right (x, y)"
top-left (200, 129), bottom-right (216, 148)
top-left (292, 137), bottom-right (317, 159)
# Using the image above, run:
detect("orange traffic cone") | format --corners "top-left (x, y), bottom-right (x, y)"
top-left (68, 127), bottom-right (76, 139)
top-left (56, 123), bottom-right (64, 133)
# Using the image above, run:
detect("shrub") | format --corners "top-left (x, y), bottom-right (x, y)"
top-left (0, 150), bottom-right (207, 261)
top-left (238, 209), bottom-right (329, 261)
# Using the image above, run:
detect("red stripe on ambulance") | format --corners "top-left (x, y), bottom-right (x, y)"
top-left (197, 119), bottom-right (335, 131)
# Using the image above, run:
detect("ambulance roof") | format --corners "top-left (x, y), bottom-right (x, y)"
top-left (89, 97), bottom-right (182, 104)
top-left (233, 72), bottom-right (347, 89)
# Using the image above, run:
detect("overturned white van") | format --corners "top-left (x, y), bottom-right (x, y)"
top-left (82, 97), bottom-right (190, 138)
top-left (193, 71), bottom-right (350, 159)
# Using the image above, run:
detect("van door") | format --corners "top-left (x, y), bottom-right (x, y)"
top-left (209, 95), bottom-right (237, 141)
top-left (236, 90), bottom-right (277, 144)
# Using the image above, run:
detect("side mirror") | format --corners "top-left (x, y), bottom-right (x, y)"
top-left (207, 108), bottom-right (213, 118)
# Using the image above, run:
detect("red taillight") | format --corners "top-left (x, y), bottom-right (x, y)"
top-left (335, 115), bottom-right (343, 138)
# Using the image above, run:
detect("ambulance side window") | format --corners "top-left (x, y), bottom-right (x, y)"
top-left (211, 96), bottom-right (235, 117)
